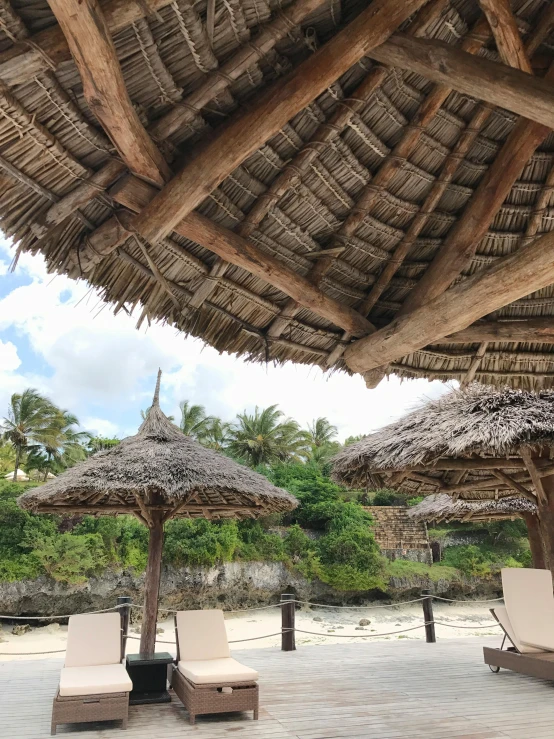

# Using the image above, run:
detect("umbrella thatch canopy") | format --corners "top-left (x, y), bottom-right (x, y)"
top-left (332, 384), bottom-right (554, 500)
top-left (409, 493), bottom-right (536, 524)
top-left (5, 1), bottom-right (554, 389)
top-left (19, 371), bottom-right (297, 655)
top-left (332, 384), bottom-right (554, 571)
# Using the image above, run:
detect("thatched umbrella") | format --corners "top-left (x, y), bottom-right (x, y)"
top-left (18, 371), bottom-right (297, 655)
top-left (409, 494), bottom-right (537, 525)
top-left (332, 384), bottom-right (554, 574)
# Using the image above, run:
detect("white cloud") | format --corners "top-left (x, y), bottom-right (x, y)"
top-left (81, 417), bottom-right (120, 438)
top-left (0, 339), bottom-right (20, 372)
top-left (0, 238), bottom-right (452, 440)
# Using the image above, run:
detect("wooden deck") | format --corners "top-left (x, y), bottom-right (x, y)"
top-left (2, 638), bottom-right (554, 738)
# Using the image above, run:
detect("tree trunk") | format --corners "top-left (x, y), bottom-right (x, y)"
top-left (13, 445), bottom-right (20, 482)
top-left (139, 512), bottom-right (164, 656)
top-left (523, 512), bottom-right (546, 570)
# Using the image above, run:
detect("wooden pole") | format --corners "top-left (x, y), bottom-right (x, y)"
top-left (123, 0), bottom-right (431, 246)
top-left (281, 593), bottom-right (296, 651)
top-left (344, 231), bottom-right (554, 375)
top-left (536, 473), bottom-right (554, 580)
top-left (117, 595), bottom-right (132, 659)
top-left (523, 513), bottom-right (546, 570)
top-left (421, 589), bottom-right (436, 643)
top-left (140, 512), bottom-right (164, 656)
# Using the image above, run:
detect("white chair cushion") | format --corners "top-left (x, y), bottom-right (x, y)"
top-left (178, 657), bottom-right (259, 685)
top-left (502, 568), bottom-right (554, 651)
top-left (492, 606), bottom-right (543, 654)
top-left (176, 610), bottom-right (230, 661)
top-left (65, 613), bottom-right (122, 668)
top-left (59, 664), bottom-right (132, 697)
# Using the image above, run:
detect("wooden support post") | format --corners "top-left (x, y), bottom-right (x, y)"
top-left (523, 513), bottom-right (546, 570)
top-left (344, 231), bottom-right (554, 375)
top-left (421, 589), bottom-right (436, 643)
top-left (140, 512), bottom-right (164, 656)
top-left (281, 593), bottom-right (296, 652)
top-left (536, 473), bottom-right (554, 580)
top-left (117, 595), bottom-right (132, 659)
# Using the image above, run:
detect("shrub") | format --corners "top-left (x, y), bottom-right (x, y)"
top-left (33, 533), bottom-right (108, 584)
top-left (164, 519), bottom-right (239, 567)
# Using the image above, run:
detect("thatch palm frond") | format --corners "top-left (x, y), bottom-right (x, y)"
top-left (229, 404), bottom-right (309, 466)
top-left (2, 389), bottom-right (61, 481)
top-left (307, 417), bottom-right (338, 448)
top-left (179, 400), bottom-right (214, 440)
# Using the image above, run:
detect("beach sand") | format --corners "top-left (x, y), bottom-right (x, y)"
top-left (0, 601), bottom-right (502, 661)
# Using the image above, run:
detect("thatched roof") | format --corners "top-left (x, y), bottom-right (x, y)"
top-left (332, 384), bottom-right (554, 499)
top-left (18, 374), bottom-right (297, 519)
top-left (5, 0), bottom-right (554, 389)
top-left (408, 493), bottom-right (536, 523)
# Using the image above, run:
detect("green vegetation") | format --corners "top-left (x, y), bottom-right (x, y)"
top-left (0, 389), bottom-right (535, 595)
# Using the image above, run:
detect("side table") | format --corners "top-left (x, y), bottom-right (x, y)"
top-left (126, 652), bottom-right (174, 705)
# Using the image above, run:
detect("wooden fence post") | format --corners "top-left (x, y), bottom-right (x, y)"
top-left (421, 589), bottom-right (436, 643)
top-left (117, 595), bottom-right (131, 657)
top-left (281, 593), bottom-right (296, 651)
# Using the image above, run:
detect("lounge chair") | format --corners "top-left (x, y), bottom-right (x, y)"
top-left (483, 568), bottom-right (554, 680)
top-left (171, 609), bottom-right (259, 725)
top-left (51, 612), bottom-right (132, 735)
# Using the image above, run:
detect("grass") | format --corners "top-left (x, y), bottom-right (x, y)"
top-left (386, 559), bottom-right (460, 583)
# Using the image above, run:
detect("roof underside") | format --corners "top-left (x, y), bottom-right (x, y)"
top-left (5, 0), bottom-right (554, 387)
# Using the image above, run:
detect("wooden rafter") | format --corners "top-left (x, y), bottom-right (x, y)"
top-left (47, 0), bottom-right (170, 186)
top-left (377, 459), bottom-right (526, 472)
top-left (478, 0), bottom-right (532, 72)
top-left (115, 0), bottom-right (433, 247)
top-left (444, 319), bottom-right (554, 344)
top-left (443, 470), bottom-right (534, 495)
top-left (149, 0), bottom-right (329, 142)
top-left (460, 342), bottom-right (488, 388)
top-left (105, 175), bottom-right (375, 337)
top-left (259, 0), bottom-right (455, 340)
top-left (0, 0), bottom-right (176, 87)
top-left (344, 231), bottom-right (554, 374)
top-left (492, 470), bottom-right (536, 502)
top-left (367, 35), bottom-right (554, 130)
top-left (521, 450), bottom-right (549, 505)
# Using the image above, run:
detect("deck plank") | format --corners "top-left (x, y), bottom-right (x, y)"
top-left (3, 638), bottom-right (554, 738)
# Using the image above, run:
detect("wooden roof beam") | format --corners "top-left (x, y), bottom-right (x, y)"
top-left (0, 0), bottom-right (176, 88)
top-left (367, 35), bottom-right (554, 131)
top-left (492, 470), bottom-right (536, 502)
top-left (377, 458), bottom-right (526, 472)
top-left (47, 0), bottom-right (170, 186)
top-left (120, 0), bottom-right (433, 247)
top-left (478, 0), bottom-right (532, 72)
top-left (343, 231), bottom-right (554, 374)
top-left (444, 318), bottom-right (554, 344)
top-left (103, 175), bottom-right (375, 337)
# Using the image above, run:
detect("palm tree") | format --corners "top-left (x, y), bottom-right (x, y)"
top-left (43, 410), bottom-right (90, 473)
top-left (202, 417), bottom-right (233, 452)
top-left (307, 417), bottom-right (338, 448)
top-left (229, 405), bottom-right (309, 467)
top-left (179, 400), bottom-right (214, 440)
top-left (1, 389), bottom-right (61, 480)
top-left (0, 440), bottom-right (15, 475)
top-left (87, 436), bottom-right (120, 454)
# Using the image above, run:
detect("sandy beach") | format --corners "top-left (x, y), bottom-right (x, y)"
top-left (0, 601), bottom-right (503, 661)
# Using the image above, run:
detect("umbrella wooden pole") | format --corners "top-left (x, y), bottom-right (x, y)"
top-left (140, 512), bottom-right (164, 656)
top-left (523, 513), bottom-right (546, 570)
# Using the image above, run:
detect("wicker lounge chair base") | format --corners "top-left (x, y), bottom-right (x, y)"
top-left (51, 690), bottom-right (129, 735)
top-left (171, 666), bottom-right (259, 725)
top-left (483, 647), bottom-right (554, 680)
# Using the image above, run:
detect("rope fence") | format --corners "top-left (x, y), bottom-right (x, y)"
top-left (0, 591), bottom-right (502, 656)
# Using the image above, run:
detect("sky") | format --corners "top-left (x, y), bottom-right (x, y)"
top-left (0, 236), bottom-right (452, 442)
